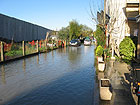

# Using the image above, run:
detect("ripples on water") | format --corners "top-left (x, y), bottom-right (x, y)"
top-left (0, 45), bottom-right (97, 105)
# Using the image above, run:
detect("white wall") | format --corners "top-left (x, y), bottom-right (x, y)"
top-left (106, 0), bottom-right (127, 46)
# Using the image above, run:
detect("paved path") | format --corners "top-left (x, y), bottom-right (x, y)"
top-left (99, 60), bottom-right (136, 105)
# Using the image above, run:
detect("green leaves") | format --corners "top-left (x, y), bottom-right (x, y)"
top-left (58, 27), bottom-right (69, 40)
top-left (69, 20), bottom-right (82, 41)
top-left (58, 20), bottom-right (93, 41)
top-left (96, 45), bottom-right (103, 57)
top-left (94, 26), bottom-right (106, 47)
top-left (119, 37), bottom-right (136, 62)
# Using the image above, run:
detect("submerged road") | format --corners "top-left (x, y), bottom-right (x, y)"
top-left (0, 45), bottom-right (98, 105)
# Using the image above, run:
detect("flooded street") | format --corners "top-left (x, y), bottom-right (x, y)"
top-left (0, 45), bottom-right (97, 105)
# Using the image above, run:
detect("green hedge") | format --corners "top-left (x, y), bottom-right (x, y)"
top-left (119, 37), bottom-right (136, 62)
top-left (95, 45), bottom-right (103, 57)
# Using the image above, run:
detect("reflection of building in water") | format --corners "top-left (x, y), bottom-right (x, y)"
top-left (22, 59), bottom-right (26, 74)
top-left (1, 65), bottom-right (6, 84)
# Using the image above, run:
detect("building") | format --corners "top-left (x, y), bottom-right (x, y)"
top-left (105, 0), bottom-right (140, 59)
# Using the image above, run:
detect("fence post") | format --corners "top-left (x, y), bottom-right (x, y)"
top-left (56, 40), bottom-right (58, 48)
top-left (52, 40), bottom-right (53, 50)
top-left (64, 40), bottom-right (66, 47)
top-left (36, 40), bottom-right (39, 52)
top-left (1, 42), bottom-right (5, 61)
top-left (45, 32), bottom-right (49, 50)
top-left (22, 41), bottom-right (25, 56)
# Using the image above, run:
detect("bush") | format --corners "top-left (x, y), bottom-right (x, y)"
top-left (119, 37), bottom-right (136, 62)
top-left (94, 26), bottom-right (106, 47)
top-left (104, 48), bottom-right (111, 57)
top-left (39, 47), bottom-right (46, 52)
top-left (5, 50), bottom-right (22, 56)
top-left (96, 45), bottom-right (103, 57)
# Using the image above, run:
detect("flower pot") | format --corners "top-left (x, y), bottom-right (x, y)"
top-left (99, 79), bottom-right (112, 100)
top-left (98, 61), bottom-right (105, 72)
top-left (98, 56), bottom-right (103, 62)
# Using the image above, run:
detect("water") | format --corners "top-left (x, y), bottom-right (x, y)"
top-left (0, 45), bottom-right (97, 105)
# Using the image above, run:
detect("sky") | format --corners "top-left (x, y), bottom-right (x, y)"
top-left (0, 0), bottom-right (100, 31)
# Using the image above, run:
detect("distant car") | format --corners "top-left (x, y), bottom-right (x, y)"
top-left (69, 39), bottom-right (81, 46)
top-left (84, 39), bottom-right (91, 46)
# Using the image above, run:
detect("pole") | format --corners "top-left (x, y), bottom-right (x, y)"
top-left (104, 0), bottom-right (107, 48)
top-left (45, 32), bottom-right (49, 50)
top-left (138, 96), bottom-right (140, 105)
top-left (36, 40), bottom-right (39, 52)
top-left (137, 0), bottom-right (140, 59)
top-left (104, 0), bottom-right (106, 25)
top-left (1, 41), bottom-right (5, 61)
top-left (22, 41), bottom-right (25, 56)
top-left (52, 40), bottom-right (53, 50)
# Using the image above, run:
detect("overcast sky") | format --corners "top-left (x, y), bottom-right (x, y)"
top-left (0, 0), bottom-right (101, 31)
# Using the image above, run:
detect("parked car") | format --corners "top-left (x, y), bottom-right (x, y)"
top-left (84, 39), bottom-right (91, 46)
top-left (69, 39), bottom-right (81, 46)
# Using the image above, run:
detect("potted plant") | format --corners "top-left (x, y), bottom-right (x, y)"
top-left (104, 48), bottom-right (111, 59)
top-left (96, 45), bottom-right (104, 62)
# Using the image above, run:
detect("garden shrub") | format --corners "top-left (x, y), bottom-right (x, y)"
top-left (119, 37), bottom-right (136, 62)
top-left (94, 26), bottom-right (106, 47)
top-left (5, 50), bottom-right (22, 56)
top-left (104, 48), bottom-right (111, 57)
top-left (96, 45), bottom-right (103, 57)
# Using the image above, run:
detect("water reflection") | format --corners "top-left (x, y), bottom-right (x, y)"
top-left (0, 45), bottom-right (96, 105)
top-left (1, 65), bottom-right (6, 84)
top-left (64, 46), bottom-right (66, 53)
top-left (51, 50), bottom-right (54, 57)
top-left (22, 59), bottom-right (26, 74)
top-left (68, 47), bottom-right (81, 63)
top-left (36, 55), bottom-right (39, 64)
top-left (43, 52), bottom-right (47, 60)
top-left (84, 46), bottom-right (91, 54)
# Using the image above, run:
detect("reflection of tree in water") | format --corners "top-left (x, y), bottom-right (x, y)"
top-left (68, 47), bottom-right (81, 63)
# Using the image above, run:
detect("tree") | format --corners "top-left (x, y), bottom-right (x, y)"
top-left (81, 25), bottom-right (93, 37)
top-left (69, 20), bottom-right (82, 41)
top-left (89, 0), bottom-right (126, 57)
top-left (58, 27), bottom-right (69, 40)
top-left (58, 20), bottom-right (93, 41)
top-left (94, 26), bottom-right (106, 47)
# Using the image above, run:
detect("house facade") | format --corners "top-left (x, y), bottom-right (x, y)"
top-left (105, 0), bottom-right (140, 58)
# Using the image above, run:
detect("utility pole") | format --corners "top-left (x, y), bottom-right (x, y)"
top-left (138, 0), bottom-right (140, 59)
top-left (104, 0), bottom-right (106, 25)
top-left (104, 0), bottom-right (107, 48)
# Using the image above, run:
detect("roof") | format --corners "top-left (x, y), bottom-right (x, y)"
top-left (0, 13), bottom-right (52, 42)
